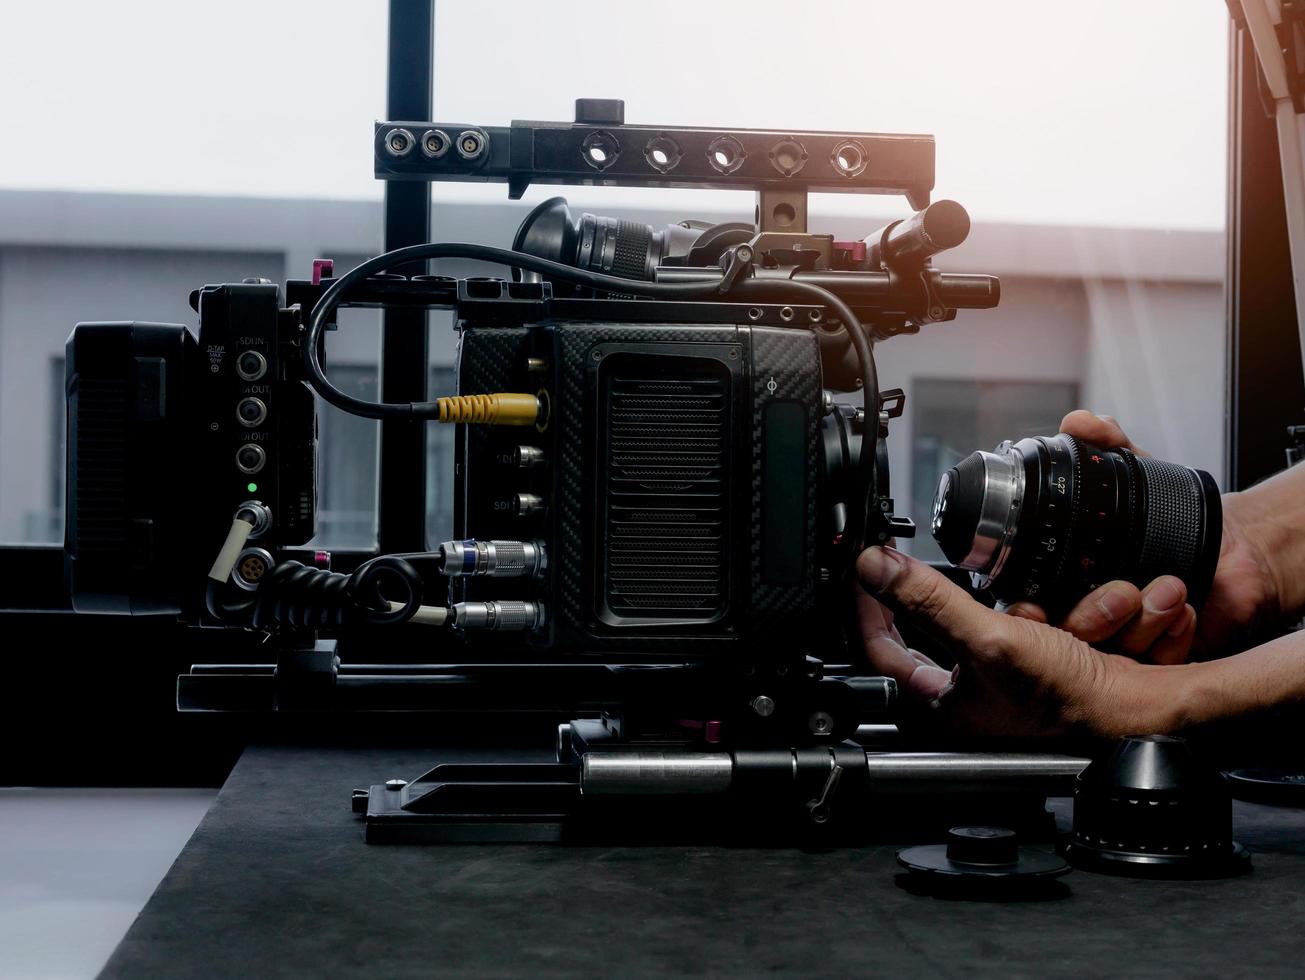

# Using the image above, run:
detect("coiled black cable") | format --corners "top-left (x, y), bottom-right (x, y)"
top-left (304, 242), bottom-right (883, 555)
top-left (206, 555), bottom-right (423, 629)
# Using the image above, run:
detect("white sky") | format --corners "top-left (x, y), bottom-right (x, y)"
top-left (0, 1), bottom-right (1229, 229)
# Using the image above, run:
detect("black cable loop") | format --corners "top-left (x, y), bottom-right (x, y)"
top-left (206, 556), bottom-right (423, 630)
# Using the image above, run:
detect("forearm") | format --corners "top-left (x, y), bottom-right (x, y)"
top-left (1163, 629), bottom-right (1305, 729)
top-left (1226, 463), bottom-right (1305, 622)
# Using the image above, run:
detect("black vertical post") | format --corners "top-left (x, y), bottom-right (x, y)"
top-left (1226, 19), bottom-right (1305, 490)
top-left (378, 0), bottom-right (435, 552)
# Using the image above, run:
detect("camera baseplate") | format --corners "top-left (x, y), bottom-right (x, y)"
top-left (352, 717), bottom-right (1088, 844)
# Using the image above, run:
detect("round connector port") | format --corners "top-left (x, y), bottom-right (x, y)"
top-left (514, 493), bottom-right (545, 518)
top-left (236, 444), bottom-right (266, 475)
top-left (421, 128), bottom-right (451, 159)
top-left (237, 397), bottom-right (267, 428)
top-left (236, 350), bottom-right (267, 382)
top-left (384, 127), bottom-right (415, 158)
top-left (456, 129), bottom-right (488, 160)
top-left (232, 547), bottom-right (275, 592)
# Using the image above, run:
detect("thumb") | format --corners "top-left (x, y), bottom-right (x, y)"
top-left (855, 545), bottom-right (1004, 656)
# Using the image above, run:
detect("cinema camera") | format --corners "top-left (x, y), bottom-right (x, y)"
top-left (62, 99), bottom-right (1210, 841)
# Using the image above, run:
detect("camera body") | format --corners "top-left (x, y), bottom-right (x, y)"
top-left (453, 309), bottom-right (826, 659)
top-left (64, 100), bottom-right (998, 732)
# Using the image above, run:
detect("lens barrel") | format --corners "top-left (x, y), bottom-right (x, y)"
top-left (931, 434), bottom-right (1221, 610)
top-left (512, 196), bottom-right (701, 289)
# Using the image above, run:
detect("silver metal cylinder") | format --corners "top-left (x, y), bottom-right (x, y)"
top-left (514, 493), bottom-right (545, 518)
top-left (864, 752), bottom-right (1088, 795)
top-left (514, 445), bottom-right (546, 470)
top-left (236, 500), bottom-right (273, 539)
top-left (438, 539), bottom-right (545, 578)
top-left (950, 445), bottom-right (1024, 585)
top-left (450, 600), bottom-right (546, 632)
top-left (581, 751), bottom-right (734, 796)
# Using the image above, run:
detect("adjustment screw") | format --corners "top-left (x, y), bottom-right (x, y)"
top-left (809, 711), bottom-right (835, 735)
top-left (751, 695), bottom-right (776, 718)
top-left (385, 779), bottom-right (407, 791)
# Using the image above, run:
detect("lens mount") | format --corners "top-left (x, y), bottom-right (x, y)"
top-left (932, 444), bottom-right (1024, 588)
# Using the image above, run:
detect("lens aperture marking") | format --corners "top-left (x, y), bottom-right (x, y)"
top-left (1013, 435), bottom-right (1077, 603)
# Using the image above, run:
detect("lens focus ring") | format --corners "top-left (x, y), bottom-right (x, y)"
top-left (1133, 454), bottom-right (1203, 583)
top-left (611, 219), bottom-right (653, 280)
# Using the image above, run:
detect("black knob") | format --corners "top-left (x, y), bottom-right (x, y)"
top-left (945, 826), bottom-right (1019, 866)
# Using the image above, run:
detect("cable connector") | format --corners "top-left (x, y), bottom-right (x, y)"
top-left (438, 539), bottom-right (546, 578)
top-left (436, 392), bottom-right (541, 426)
top-left (450, 600), bottom-right (546, 632)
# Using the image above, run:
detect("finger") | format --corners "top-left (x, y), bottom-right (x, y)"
top-left (905, 663), bottom-right (955, 702)
top-left (1148, 604), bottom-right (1197, 666)
top-left (856, 545), bottom-right (1007, 657)
top-left (853, 578), bottom-right (904, 646)
top-left (1113, 576), bottom-right (1188, 658)
top-left (1058, 410), bottom-right (1148, 455)
top-left (1004, 601), bottom-right (1048, 624)
top-left (1058, 581), bottom-right (1143, 643)
top-left (854, 584), bottom-right (921, 685)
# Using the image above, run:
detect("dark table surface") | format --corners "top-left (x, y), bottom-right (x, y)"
top-left (101, 744), bottom-right (1305, 979)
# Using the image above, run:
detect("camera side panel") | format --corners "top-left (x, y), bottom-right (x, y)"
top-left (453, 318), bottom-right (821, 661)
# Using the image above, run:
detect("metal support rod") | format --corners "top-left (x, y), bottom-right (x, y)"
top-left (577, 749), bottom-right (1089, 797)
top-left (378, 0), bottom-right (435, 552)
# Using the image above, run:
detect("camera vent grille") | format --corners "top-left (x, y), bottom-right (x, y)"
top-left (603, 371), bottom-right (729, 620)
top-left (70, 377), bottom-right (130, 553)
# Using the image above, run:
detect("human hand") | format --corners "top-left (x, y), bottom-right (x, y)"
top-left (1047, 411), bottom-right (1277, 657)
top-left (856, 544), bottom-right (1184, 739)
top-left (1004, 574), bottom-right (1196, 666)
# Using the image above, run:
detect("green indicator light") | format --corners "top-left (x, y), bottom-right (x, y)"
top-left (246, 482), bottom-right (258, 493)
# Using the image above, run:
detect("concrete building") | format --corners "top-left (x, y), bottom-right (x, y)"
top-left (0, 190), bottom-right (1223, 559)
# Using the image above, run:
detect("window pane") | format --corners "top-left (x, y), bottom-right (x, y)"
top-left (313, 362), bottom-right (379, 550)
top-left (309, 283), bottom-right (381, 552)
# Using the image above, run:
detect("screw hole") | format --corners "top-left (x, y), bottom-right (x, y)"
top-left (707, 136), bottom-right (746, 174)
top-left (581, 131), bottom-right (621, 171)
top-left (830, 140), bottom-right (868, 178)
